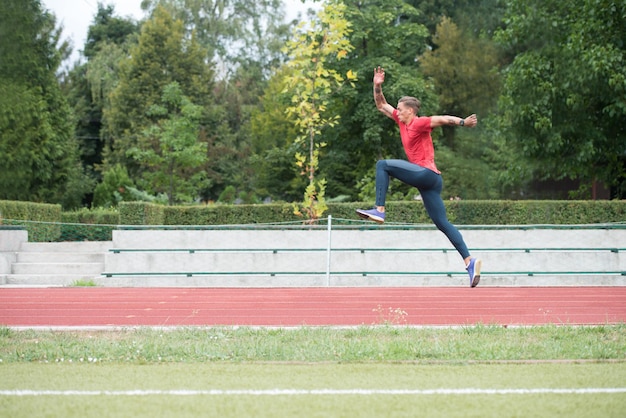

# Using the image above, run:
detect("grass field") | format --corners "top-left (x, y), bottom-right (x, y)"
top-left (1, 325), bottom-right (625, 417)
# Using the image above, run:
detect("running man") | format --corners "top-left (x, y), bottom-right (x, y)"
top-left (356, 66), bottom-right (482, 287)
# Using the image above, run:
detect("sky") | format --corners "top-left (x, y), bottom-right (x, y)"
top-left (42, 0), bottom-right (318, 65)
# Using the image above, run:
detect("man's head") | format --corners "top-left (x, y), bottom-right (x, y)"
top-left (398, 96), bottom-right (421, 114)
top-left (397, 96), bottom-right (421, 123)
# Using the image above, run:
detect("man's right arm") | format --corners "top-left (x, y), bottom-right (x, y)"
top-left (373, 67), bottom-right (395, 119)
top-left (374, 84), bottom-right (395, 118)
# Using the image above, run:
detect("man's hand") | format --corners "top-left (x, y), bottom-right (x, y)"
top-left (373, 66), bottom-right (385, 85)
top-left (464, 114), bottom-right (478, 128)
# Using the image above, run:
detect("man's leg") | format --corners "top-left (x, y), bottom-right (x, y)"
top-left (420, 186), bottom-right (481, 287)
top-left (420, 188), bottom-right (470, 259)
top-left (357, 160), bottom-right (417, 223)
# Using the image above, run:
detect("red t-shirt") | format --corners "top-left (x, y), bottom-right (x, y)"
top-left (392, 110), bottom-right (440, 174)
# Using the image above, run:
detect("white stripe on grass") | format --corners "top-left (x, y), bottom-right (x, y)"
top-left (1, 388), bottom-right (625, 396)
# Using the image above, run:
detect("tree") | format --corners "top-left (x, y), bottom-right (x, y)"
top-left (128, 82), bottom-right (208, 204)
top-left (495, 0), bottom-right (626, 198)
top-left (83, 3), bottom-right (140, 60)
top-left (419, 17), bottom-right (500, 146)
top-left (92, 164), bottom-right (135, 207)
top-left (62, 4), bottom-right (140, 206)
top-left (283, 0), bottom-right (357, 221)
top-left (140, 0), bottom-right (293, 201)
top-left (248, 66), bottom-right (303, 202)
top-left (406, 0), bottom-right (506, 40)
top-left (102, 5), bottom-right (214, 177)
top-left (0, 0), bottom-right (92, 208)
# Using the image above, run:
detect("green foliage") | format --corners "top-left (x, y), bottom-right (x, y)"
top-left (93, 165), bottom-right (167, 208)
top-left (139, 0), bottom-right (292, 202)
top-left (69, 279), bottom-right (98, 287)
top-left (248, 67), bottom-right (304, 202)
top-left (0, 200), bottom-right (62, 241)
top-left (61, 5), bottom-right (140, 209)
top-left (93, 164), bottom-right (135, 208)
top-left (217, 186), bottom-right (237, 204)
top-left (83, 3), bottom-right (139, 60)
top-left (4, 0), bottom-right (624, 208)
top-left (293, 179), bottom-right (329, 224)
top-left (419, 17), bottom-right (500, 137)
top-left (109, 199), bottom-right (626, 226)
top-left (283, 1), bottom-right (357, 222)
top-left (103, 5), bottom-right (214, 176)
top-left (0, 0), bottom-right (92, 209)
top-left (60, 208), bottom-right (118, 241)
top-left (444, 200), bottom-right (626, 225)
top-left (495, 0), bottom-right (626, 197)
top-left (128, 82), bottom-right (208, 205)
top-left (407, 0), bottom-right (507, 42)
top-left (118, 202), bottom-right (166, 225)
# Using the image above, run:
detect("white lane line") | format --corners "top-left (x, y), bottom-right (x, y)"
top-left (1, 388), bottom-right (625, 396)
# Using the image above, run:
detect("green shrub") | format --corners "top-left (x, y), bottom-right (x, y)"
top-left (60, 208), bottom-right (119, 241)
top-left (117, 200), bottom-right (626, 226)
top-left (0, 200), bottom-right (61, 241)
top-left (4, 200), bottom-right (625, 238)
top-left (118, 202), bottom-right (165, 225)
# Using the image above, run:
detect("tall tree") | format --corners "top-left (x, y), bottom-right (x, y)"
top-left (83, 3), bottom-right (140, 60)
top-left (63, 4), bottom-right (140, 206)
top-left (102, 5), bottom-right (214, 178)
top-left (248, 66), bottom-right (303, 202)
top-left (495, 0), bottom-right (626, 198)
top-left (0, 0), bottom-right (91, 208)
top-left (140, 0), bottom-right (292, 201)
top-left (128, 82), bottom-right (208, 204)
top-left (283, 0), bottom-right (357, 220)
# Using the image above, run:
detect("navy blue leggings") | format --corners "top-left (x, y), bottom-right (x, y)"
top-left (375, 159), bottom-right (470, 259)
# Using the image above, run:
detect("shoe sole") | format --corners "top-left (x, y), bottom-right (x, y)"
top-left (470, 259), bottom-right (482, 288)
top-left (356, 210), bottom-right (385, 224)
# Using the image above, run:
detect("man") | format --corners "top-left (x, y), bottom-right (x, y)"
top-left (356, 67), bottom-right (482, 287)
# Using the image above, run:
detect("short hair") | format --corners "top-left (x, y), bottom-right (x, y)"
top-left (398, 96), bottom-right (421, 114)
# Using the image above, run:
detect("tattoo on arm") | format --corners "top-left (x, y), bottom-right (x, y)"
top-left (445, 117), bottom-right (457, 126)
top-left (374, 86), bottom-right (386, 108)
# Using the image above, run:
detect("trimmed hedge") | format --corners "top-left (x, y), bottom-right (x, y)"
top-left (118, 200), bottom-right (626, 226)
top-left (440, 200), bottom-right (626, 225)
top-left (60, 208), bottom-right (119, 241)
top-left (118, 202), bottom-right (165, 225)
top-left (1, 199), bottom-right (623, 243)
top-left (0, 200), bottom-right (61, 241)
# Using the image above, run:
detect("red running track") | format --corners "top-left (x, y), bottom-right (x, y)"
top-left (1, 287), bottom-right (625, 327)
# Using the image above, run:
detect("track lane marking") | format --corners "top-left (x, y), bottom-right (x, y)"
top-left (1, 388), bottom-right (625, 396)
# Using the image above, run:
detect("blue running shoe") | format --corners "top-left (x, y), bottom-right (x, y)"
top-left (466, 258), bottom-right (482, 288)
top-left (356, 208), bottom-right (385, 224)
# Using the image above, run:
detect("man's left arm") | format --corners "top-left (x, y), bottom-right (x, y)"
top-left (430, 114), bottom-right (478, 128)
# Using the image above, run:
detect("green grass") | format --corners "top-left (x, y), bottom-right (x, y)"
top-left (1, 362), bottom-right (625, 417)
top-left (1, 324), bottom-right (624, 364)
top-left (1, 325), bottom-right (625, 417)
top-left (69, 279), bottom-right (98, 287)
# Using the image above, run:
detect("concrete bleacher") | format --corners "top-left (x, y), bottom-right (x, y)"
top-left (99, 224), bottom-right (626, 287)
